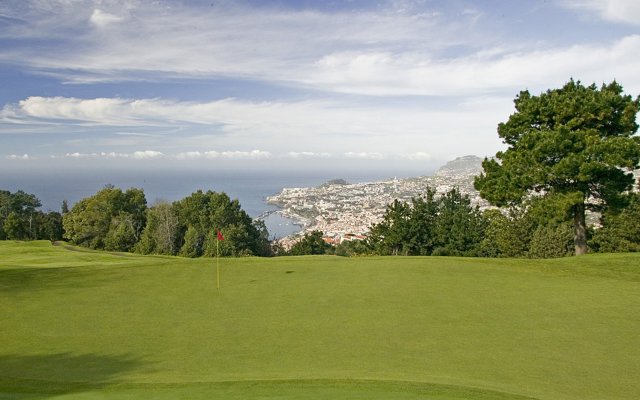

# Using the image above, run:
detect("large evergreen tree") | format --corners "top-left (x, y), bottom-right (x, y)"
top-left (475, 80), bottom-right (640, 255)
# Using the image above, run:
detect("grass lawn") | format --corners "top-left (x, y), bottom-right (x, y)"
top-left (1, 241), bottom-right (639, 399)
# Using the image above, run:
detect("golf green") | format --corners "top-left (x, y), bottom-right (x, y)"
top-left (1, 241), bottom-right (639, 399)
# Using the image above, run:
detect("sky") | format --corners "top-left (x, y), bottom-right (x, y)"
top-left (1, 0), bottom-right (639, 173)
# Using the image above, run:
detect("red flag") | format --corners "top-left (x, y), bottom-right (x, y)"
top-left (216, 230), bottom-right (224, 241)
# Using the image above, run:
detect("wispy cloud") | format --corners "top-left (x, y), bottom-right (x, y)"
top-left (175, 150), bottom-right (272, 160)
top-left (0, 95), bottom-right (510, 157)
top-left (309, 35), bottom-right (640, 95)
top-left (1, 1), bottom-right (638, 168)
top-left (287, 152), bottom-right (332, 159)
top-left (1, 1), bottom-right (638, 96)
top-left (64, 151), bottom-right (162, 159)
top-left (559, 0), bottom-right (640, 25)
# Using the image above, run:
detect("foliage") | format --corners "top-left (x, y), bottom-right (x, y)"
top-left (34, 211), bottom-right (64, 242)
top-left (0, 189), bottom-right (62, 241)
top-left (335, 239), bottom-right (370, 257)
top-left (367, 199), bottom-right (412, 255)
top-left (479, 209), bottom-right (532, 258)
top-left (289, 230), bottom-right (331, 255)
top-left (475, 79), bottom-right (640, 255)
top-left (590, 194), bottom-right (640, 252)
top-left (433, 188), bottom-right (486, 256)
top-left (59, 187), bottom-right (270, 257)
top-left (135, 201), bottom-right (180, 255)
top-left (368, 187), bottom-right (485, 256)
top-left (3, 211), bottom-right (26, 240)
top-left (62, 185), bottom-right (147, 251)
top-left (528, 222), bottom-right (574, 259)
top-left (179, 225), bottom-right (204, 257)
top-left (480, 196), bottom-right (577, 259)
top-left (104, 213), bottom-right (140, 252)
top-left (172, 190), bottom-right (271, 257)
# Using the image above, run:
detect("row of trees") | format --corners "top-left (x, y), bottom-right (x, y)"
top-left (61, 186), bottom-right (272, 257)
top-left (368, 188), bottom-right (485, 256)
top-left (0, 190), bottom-right (63, 242)
top-left (292, 188), bottom-right (639, 258)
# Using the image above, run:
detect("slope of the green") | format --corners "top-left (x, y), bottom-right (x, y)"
top-left (1, 241), bottom-right (639, 399)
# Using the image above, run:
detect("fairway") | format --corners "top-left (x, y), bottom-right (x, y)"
top-left (1, 241), bottom-right (639, 399)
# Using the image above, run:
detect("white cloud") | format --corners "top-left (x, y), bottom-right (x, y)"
top-left (175, 151), bottom-right (205, 160)
top-left (344, 152), bottom-right (385, 159)
top-left (65, 152), bottom-right (91, 158)
top-left (0, 94), bottom-right (512, 160)
top-left (132, 150), bottom-right (163, 159)
top-left (0, 0), bottom-right (480, 91)
top-left (100, 151), bottom-right (129, 158)
top-left (174, 150), bottom-right (272, 160)
top-left (64, 150), bottom-right (163, 159)
top-left (287, 152), bottom-right (332, 159)
top-left (219, 150), bottom-right (272, 160)
top-left (309, 35), bottom-right (640, 96)
top-left (90, 9), bottom-right (123, 28)
top-left (7, 154), bottom-right (30, 160)
top-left (560, 0), bottom-right (640, 25)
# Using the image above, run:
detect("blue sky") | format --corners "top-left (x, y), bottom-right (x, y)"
top-left (1, 0), bottom-right (639, 172)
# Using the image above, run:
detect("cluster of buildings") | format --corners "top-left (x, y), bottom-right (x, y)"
top-left (267, 156), bottom-right (490, 248)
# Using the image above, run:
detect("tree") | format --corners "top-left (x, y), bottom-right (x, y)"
top-left (173, 190), bottom-right (271, 257)
top-left (0, 190), bottom-right (42, 240)
top-left (63, 186), bottom-right (147, 250)
top-left (406, 189), bottom-right (439, 255)
top-left (61, 200), bottom-right (69, 214)
top-left (368, 199), bottom-right (412, 255)
top-left (3, 211), bottom-right (26, 240)
top-left (480, 209), bottom-right (533, 258)
top-left (179, 225), bottom-right (203, 257)
top-left (368, 188), bottom-right (485, 256)
top-left (432, 188), bottom-right (486, 256)
top-left (104, 213), bottom-right (139, 252)
top-left (475, 79), bottom-right (640, 255)
top-left (35, 211), bottom-right (64, 242)
top-left (135, 201), bottom-right (179, 255)
top-left (290, 230), bottom-right (330, 255)
top-left (528, 222), bottom-right (574, 258)
top-left (590, 193), bottom-right (640, 252)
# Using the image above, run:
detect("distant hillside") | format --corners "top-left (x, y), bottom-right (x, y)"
top-left (435, 155), bottom-right (484, 177)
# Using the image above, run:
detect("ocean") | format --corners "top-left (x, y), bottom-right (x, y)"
top-left (0, 168), bottom-right (428, 239)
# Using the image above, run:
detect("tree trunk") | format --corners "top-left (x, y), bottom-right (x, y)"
top-left (573, 202), bottom-right (587, 256)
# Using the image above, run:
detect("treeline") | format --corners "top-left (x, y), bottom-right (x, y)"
top-left (292, 187), bottom-right (640, 258)
top-left (3, 184), bottom-right (639, 258)
top-left (0, 190), bottom-right (63, 241)
top-left (63, 185), bottom-right (271, 256)
top-left (1, 185), bottom-right (271, 257)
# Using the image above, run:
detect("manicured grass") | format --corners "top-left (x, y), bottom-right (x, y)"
top-left (1, 241), bottom-right (639, 399)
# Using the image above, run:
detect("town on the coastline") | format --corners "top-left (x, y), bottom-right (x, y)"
top-left (267, 155), bottom-right (491, 248)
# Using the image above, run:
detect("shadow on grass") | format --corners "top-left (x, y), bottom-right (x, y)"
top-left (0, 352), bottom-right (151, 399)
top-left (0, 267), bottom-right (118, 294)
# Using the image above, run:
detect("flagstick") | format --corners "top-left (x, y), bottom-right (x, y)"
top-left (216, 237), bottom-right (220, 290)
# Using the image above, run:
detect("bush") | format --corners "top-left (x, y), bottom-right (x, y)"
top-left (528, 223), bottom-right (574, 258)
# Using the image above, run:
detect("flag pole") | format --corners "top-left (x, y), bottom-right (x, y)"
top-left (216, 236), bottom-right (220, 290)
